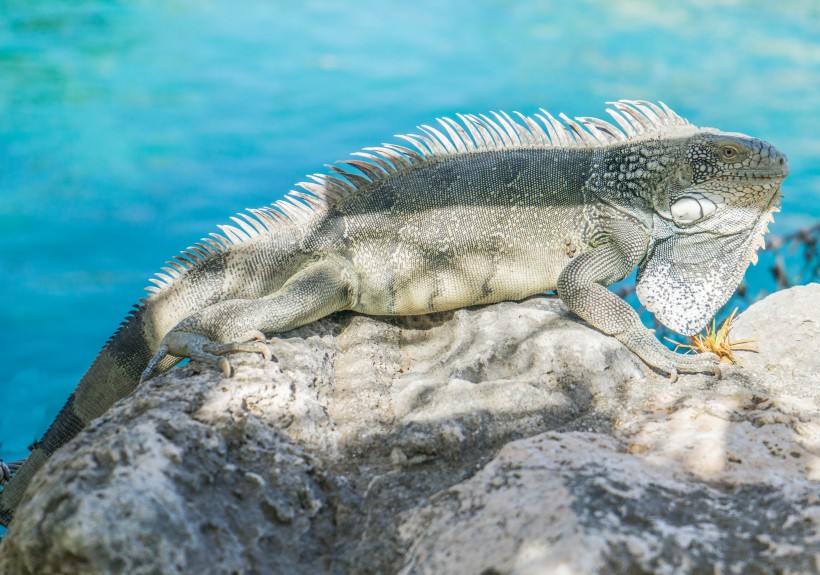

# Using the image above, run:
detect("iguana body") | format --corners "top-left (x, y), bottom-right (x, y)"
top-left (0, 101), bottom-right (788, 527)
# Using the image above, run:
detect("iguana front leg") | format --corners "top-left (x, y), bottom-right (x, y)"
top-left (141, 255), bottom-right (359, 381)
top-left (557, 230), bottom-right (719, 382)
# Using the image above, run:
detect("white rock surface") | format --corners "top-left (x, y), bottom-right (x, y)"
top-left (1, 286), bottom-right (818, 574)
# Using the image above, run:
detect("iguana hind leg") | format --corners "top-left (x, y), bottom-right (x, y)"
top-left (557, 231), bottom-right (719, 382)
top-left (142, 255), bottom-right (359, 381)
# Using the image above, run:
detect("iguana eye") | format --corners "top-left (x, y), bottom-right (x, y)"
top-left (722, 146), bottom-right (738, 159)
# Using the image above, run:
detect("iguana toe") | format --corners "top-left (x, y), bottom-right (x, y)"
top-left (665, 355), bottom-right (720, 383)
top-left (248, 330), bottom-right (267, 343)
top-left (201, 339), bottom-right (273, 363)
top-left (670, 350), bottom-right (721, 375)
top-left (141, 343), bottom-right (170, 383)
top-left (243, 331), bottom-right (273, 361)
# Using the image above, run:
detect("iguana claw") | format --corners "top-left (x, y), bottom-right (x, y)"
top-left (218, 357), bottom-right (232, 378)
top-left (247, 331), bottom-right (272, 361)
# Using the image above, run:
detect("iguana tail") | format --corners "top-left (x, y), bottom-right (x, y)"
top-left (0, 305), bottom-right (166, 527)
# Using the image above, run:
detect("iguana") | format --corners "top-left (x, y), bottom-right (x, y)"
top-left (0, 100), bottom-right (788, 528)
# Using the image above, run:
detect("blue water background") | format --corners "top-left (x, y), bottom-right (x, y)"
top-left (0, 1), bottom-right (818, 467)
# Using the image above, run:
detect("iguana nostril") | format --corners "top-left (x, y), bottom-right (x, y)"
top-left (778, 155), bottom-right (790, 176)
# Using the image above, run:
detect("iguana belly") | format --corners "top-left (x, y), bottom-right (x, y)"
top-left (352, 243), bottom-right (572, 316)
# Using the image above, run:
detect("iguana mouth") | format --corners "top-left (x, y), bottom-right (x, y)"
top-left (717, 169), bottom-right (788, 180)
top-left (718, 154), bottom-right (789, 180)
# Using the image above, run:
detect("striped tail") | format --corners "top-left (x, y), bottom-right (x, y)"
top-left (0, 306), bottom-right (172, 527)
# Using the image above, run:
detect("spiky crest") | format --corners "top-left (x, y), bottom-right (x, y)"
top-left (140, 100), bottom-right (691, 300)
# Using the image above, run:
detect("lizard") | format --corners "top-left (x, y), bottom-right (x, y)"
top-left (0, 100), bottom-right (788, 528)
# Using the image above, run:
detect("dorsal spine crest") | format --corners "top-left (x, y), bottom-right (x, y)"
top-left (142, 100), bottom-right (693, 300)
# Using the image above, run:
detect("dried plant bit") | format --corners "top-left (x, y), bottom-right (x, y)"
top-left (665, 308), bottom-right (758, 366)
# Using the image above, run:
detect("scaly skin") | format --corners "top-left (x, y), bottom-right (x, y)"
top-left (0, 101), bottom-right (788, 527)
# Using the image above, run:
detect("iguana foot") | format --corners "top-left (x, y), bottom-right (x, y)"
top-left (618, 328), bottom-right (721, 382)
top-left (141, 330), bottom-right (272, 382)
top-left (0, 459), bottom-right (24, 484)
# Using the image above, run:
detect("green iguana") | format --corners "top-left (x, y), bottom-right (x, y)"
top-left (0, 101), bottom-right (788, 527)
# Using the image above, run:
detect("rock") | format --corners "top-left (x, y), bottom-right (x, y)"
top-left (399, 431), bottom-right (820, 575)
top-left (1, 286), bottom-right (819, 574)
top-left (731, 283), bottom-right (820, 388)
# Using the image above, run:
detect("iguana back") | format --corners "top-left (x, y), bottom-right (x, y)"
top-left (329, 147), bottom-right (596, 314)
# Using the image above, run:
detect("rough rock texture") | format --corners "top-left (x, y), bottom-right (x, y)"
top-left (1, 285), bottom-right (819, 574)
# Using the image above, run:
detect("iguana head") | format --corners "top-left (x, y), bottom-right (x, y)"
top-left (636, 129), bottom-right (789, 335)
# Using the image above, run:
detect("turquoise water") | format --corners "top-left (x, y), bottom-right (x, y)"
top-left (0, 1), bottom-right (818, 472)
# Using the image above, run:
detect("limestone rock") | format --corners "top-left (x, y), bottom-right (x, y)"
top-left (1, 286), bottom-right (818, 574)
top-left (731, 282), bottom-right (820, 388)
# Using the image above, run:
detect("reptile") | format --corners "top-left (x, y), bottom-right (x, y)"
top-left (0, 100), bottom-right (788, 528)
